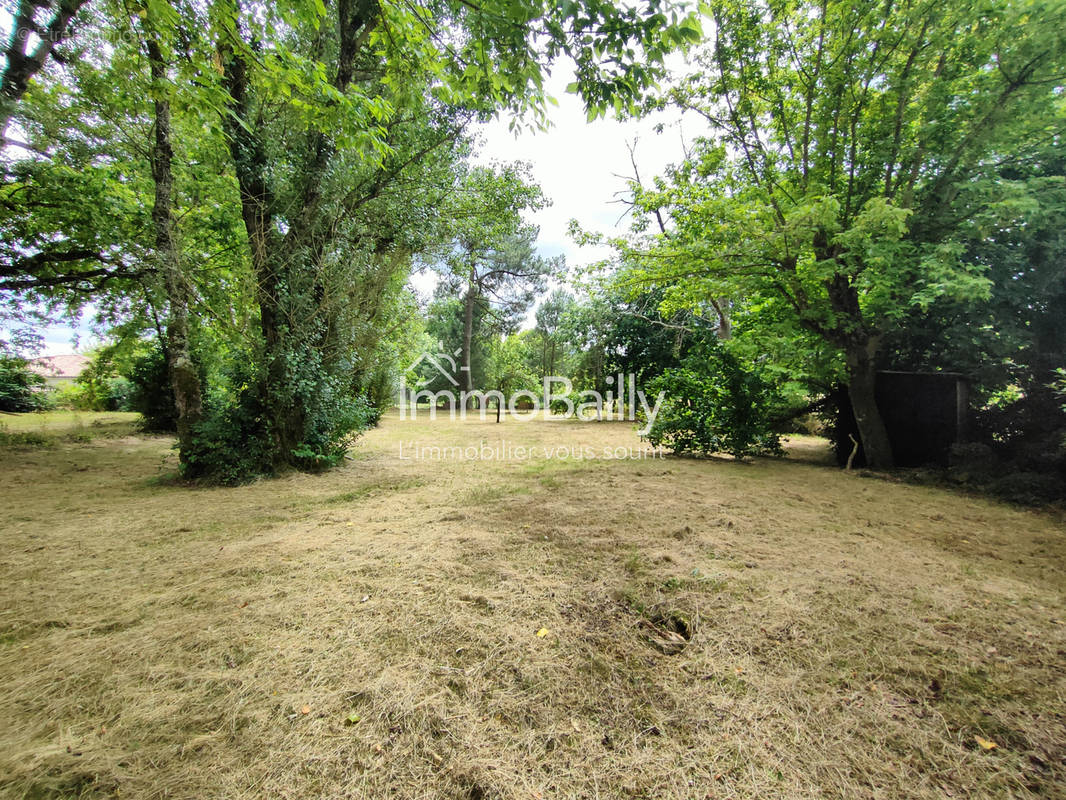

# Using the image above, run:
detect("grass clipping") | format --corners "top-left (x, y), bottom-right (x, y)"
top-left (0, 413), bottom-right (1064, 799)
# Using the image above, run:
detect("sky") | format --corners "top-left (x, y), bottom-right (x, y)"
top-left (22, 62), bottom-right (693, 355)
top-left (411, 65), bottom-right (689, 303)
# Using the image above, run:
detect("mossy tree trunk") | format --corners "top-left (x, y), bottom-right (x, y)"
top-left (146, 30), bottom-right (203, 466)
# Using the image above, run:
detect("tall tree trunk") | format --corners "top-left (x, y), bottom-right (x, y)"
top-left (844, 339), bottom-right (894, 469)
top-left (220, 37), bottom-right (300, 466)
top-left (461, 267), bottom-right (476, 408)
top-left (218, 0), bottom-right (380, 467)
top-left (146, 33), bottom-right (202, 466)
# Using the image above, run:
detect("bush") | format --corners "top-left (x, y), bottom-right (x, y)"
top-left (181, 360), bottom-right (375, 484)
top-left (355, 365), bottom-right (392, 424)
top-left (105, 376), bottom-right (134, 411)
top-left (0, 356), bottom-right (49, 412)
top-left (971, 375), bottom-right (1066, 474)
top-left (550, 390), bottom-right (585, 415)
top-left (181, 382), bottom-right (273, 485)
top-left (646, 341), bottom-right (783, 459)
top-left (290, 392), bottom-right (375, 470)
top-left (128, 345), bottom-right (178, 432)
top-left (51, 348), bottom-right (138, 412)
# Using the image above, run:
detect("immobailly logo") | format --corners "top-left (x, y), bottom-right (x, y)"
top-left (405, 348), bottom-right (463, 387)
top-left (399, 349), bottom-right (665, 435)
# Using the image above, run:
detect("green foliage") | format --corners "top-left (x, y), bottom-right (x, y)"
top-left (285, 381), bottom-right (376, 473)
top-left (181, 356), bottom-right (376, 484)
top-left (533, 289), bottom-right (576, 378)
top-left (485, 330), bottom-right (540, 395)
top-left (602, 287), bottom-right (706, 385)
top-left (646, 340), bottom-right (783, 458)
top-left (1, 0), bottom-right (702, 481)
top-left (1053, 370), bottom-right (1066, 413)
top-left (881, 147), bottom-right (1066, 459)
top-left (607, 0), bottom-right (1066, 467)
top-left (0, 356), bottom-right (48, 412)
top-left (127, 345), bottom-right (178, 432)
top-left (56, 347), bottom-right (137, 412)
top-left (181, 375), bottom-right (273, 486)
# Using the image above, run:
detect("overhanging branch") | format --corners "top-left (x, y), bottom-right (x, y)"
top-left (0, 249), bottom-right (148, 291)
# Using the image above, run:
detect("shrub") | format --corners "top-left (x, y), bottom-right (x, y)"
top-left (52, 348), bottom-right (137, 412)
top-left (355, 365), bottom-right (392, 424)
top-left (646, 341), bottom-right (783, 459)
top-left (181, 360), bottom-right (375, 484)
top-left (0, 356), bottom-right (48, 412)
top-left (181, 385), bottom-right (273, 485)
top-left (105, 376), bottom-right (135, 411)
top-left (550, 390), bottom-right (585, 415)
top-left (290, 392), bottom-right (375, 470)
top-left (128, 346), bottom-right (178, 432)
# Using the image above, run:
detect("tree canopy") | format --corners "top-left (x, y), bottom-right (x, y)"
top-left (606, 0), bottom-right (1066, 467)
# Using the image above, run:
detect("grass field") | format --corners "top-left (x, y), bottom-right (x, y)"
top-left (1, 412), bottom-right (1064, 799)
top-left (0, 411), bottom-right (141, 445)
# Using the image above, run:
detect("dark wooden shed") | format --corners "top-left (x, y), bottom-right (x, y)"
top-left (834, 371), bottom-right (970, 468)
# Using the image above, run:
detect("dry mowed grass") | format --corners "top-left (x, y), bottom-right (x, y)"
top-left (1, 412), bottom-right (1064, 799)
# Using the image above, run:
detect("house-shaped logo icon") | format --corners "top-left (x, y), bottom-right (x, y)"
top-left (404, 348), bottom-right (465, 387)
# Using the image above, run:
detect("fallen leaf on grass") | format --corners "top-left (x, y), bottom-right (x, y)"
top-left (300, 705), bottom-right (311, 715)
top-left (536, 628), bottom-right (549, 638)
top-left (975, 735), bottom-right (998, 750)
top-left (345, 713), bottom-right (361, 725)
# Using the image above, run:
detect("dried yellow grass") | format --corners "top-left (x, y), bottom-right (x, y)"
top-left (0, 413), bottom-right (1063, 799)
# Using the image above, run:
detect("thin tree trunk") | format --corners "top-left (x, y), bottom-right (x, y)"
top-left (845, 340), bottom-right (894, 469)
top-left (710, 297), bottom-right (731, 339)
top-left (462, 267), bottom-right (476, 408)
top-left (146, 33), bottom-right (202, 466)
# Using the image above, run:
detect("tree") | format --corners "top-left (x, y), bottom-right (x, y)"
top-left (1, 0), bottom-right (90, 143)
top-left (0, 352), bottom-right (46, 412)
top-left (533, 288), bottom-right (574, 378)
top-left (485, 331), bottom-right (538, 402)
top-left (1, 0), bottom-right (702, 479)
top-left (882, 144), bottom-right (1066, 452)
top-left (142, 9), bottom-right (203, 465)
top-left (438, 164), bottom-right (557, 397)
top-left (208, 0), bottom-right (698, 467)
top-left (620, 0), bottom-right (1066, 467)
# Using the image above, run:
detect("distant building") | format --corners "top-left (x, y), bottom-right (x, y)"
top-left (28, 354), bottom-right (91, 387)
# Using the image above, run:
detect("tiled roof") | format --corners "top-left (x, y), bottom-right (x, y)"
top-left (28, 354), bottom-right (91, 379)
